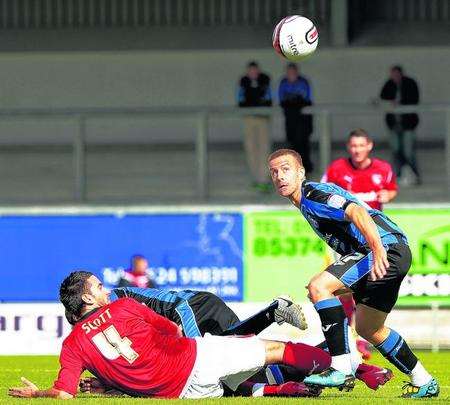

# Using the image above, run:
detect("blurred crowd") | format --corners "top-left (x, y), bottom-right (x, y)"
top-left (237, 61), bottom-right (421, 192)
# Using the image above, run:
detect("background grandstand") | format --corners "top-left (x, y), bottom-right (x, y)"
top-left (0, 1), bottom-right (448, 401)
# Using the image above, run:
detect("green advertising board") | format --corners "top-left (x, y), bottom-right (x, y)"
top-left (244, 208), bottom-right (450, 307)
top-left (244, 210), bottom-right (327, 302)
top-left (387, 209), bottom-right (450, 306)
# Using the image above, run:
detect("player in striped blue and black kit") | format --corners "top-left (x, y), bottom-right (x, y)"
top-left (268, 148), bottom-right (439, 398)
top-left (108, 287), bottom-right (305, 337)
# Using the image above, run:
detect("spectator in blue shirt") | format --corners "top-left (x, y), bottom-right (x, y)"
top-left (278, 63), bottom-right (314, 173)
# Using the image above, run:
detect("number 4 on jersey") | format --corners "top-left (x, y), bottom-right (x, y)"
top-left (92, 325), bottom-right (139, 364)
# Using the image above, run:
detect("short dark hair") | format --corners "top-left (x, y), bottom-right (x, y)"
top-left (65, 309), bottom-right (78, 326)
top-left (287, 62), bottom-right (298, 71)
top-left (347, 128), bottom-right (372, 143)
top-left (268, 148), bottom-right (303, 167)
top-left (59, 271), bottom-right (93, 319)
top-left (247, 61), bottom-right (259, 68)
top-left (391, 65), bottom-right (403, 75)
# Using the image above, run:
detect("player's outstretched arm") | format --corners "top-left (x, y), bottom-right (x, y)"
top-left (344, 203), bottom-right (389, 281)
top-left (8, 377), bottom-right (73, 399)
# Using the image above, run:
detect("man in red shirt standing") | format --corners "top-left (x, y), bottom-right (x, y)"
top-left (9, 271), bottom-right (331, 399)
top-left (322, 128), bottom-right (397, 211)
top-left (322, 128), bottom-right (398, 359)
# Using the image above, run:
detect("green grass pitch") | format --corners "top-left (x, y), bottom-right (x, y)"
top-left (0, 351), bottom-right (448, 404)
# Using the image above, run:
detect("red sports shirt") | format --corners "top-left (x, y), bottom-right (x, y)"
top-left (53, 298), bottom-right (197, 398)
top-left (322, 158), bottom-right (397, 210)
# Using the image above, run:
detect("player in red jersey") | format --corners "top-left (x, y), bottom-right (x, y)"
top-left (322, 128), bottom-right (398, 359)
top-left (322, 128), bottom-right (397, 211)
top-left (9, 271), bottom-right (331, 399)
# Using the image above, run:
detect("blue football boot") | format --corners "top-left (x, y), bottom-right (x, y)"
top-left (401, 378), bottom-right (439, 398)
top-left (303, 367), bottom-right (355, 391)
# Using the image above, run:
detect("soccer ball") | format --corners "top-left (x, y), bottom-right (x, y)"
top-left (272, 15), bottom-right (318, 61)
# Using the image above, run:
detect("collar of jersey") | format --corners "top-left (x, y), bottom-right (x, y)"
top-left (77, 307), bottom-right (101, 323)
top-left (347, 157), bottom-right (373, 170)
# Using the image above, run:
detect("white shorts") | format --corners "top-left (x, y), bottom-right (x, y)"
top-left (180, 334), bottom-right (266, 399)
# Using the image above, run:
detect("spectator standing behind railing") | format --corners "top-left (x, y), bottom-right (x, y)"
top-left (322, 129), bottom-right (398, 211)
top-left (117, 254), bottom-right (156, 288)
top-left (380, 65), bottom-right (421, 185)
top-left (237, 61), bottom-right (272, 192)
top-left (278, 63), bottom-right (314, 173)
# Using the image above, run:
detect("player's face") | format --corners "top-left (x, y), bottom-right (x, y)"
top-left (390, 69), bottom-right (402, 84)
top-left (269, 155), bottom-right (305, 197)
top-left (83, 276), bottom-right (110, 307)
top-left (247, 66), bottom-right (259, 80)
top-left (286, 67), bottom-right (298, 82)
top-left (347, 136), bottom-right (373, 164)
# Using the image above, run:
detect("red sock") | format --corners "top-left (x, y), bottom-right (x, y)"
top-left (262, 385), bottom-right (279, 396)
top-left (252, 382), bottom-right (317, 398)
top-left (339, 295), bottom-right (355, 322)
top-left (282, 342), bottom-right (331, 374)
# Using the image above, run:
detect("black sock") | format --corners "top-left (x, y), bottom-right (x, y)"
top-left (314, 297), bottom-right (349, 357)
top-left (375, 328), bottom-right (418, 374)
top-left (316, 340), bottom-right (329, 351)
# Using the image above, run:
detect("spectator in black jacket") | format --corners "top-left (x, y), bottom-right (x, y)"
top-left (380, 66), bottom-right (421, 184)
top-left (237, 61), bottom-right (272, 192)
top-left (278, 63), bottom-right (314, 173)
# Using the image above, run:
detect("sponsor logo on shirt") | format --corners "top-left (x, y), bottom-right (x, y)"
top-left (343, 175), bottom-right (353, 184)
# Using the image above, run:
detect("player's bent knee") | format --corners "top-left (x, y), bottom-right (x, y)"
top-left (307, 279), bottom-right (328, 303)
top-left (355, 323), bottom-right (379, 340)
top-left (263, 341), bottom-right (285, 364)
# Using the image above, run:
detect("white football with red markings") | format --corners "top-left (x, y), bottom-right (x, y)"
top-left (272, 15), bottom-right (318, 61)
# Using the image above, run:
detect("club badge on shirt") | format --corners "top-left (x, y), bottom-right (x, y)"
top-left (327, 194), bottom-right (346, 209)
top-left (371, 174), bottom-right (383, 185)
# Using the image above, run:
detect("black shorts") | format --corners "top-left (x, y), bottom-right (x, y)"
top-left (172, 291), bottom-right (240, 337)
top-left (325, 243), bottom-right (412, 313)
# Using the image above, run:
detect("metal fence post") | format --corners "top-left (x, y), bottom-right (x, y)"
top-left (446, 108), bottom-right (450, 197)
top-left (431, 302), bottom-right (440, 353)
top-left (73, 115), bottom-right (86, 202)
top-left (196, 111), bottom-right (208, 200)
top-left (319, 111), bottom-right (331, 176)
top-left (331, 0), bottom-right (349, 46)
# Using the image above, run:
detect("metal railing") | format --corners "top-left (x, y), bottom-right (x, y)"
top-left (359, 0), bottom-right (450, 23)
top-left (0, 103), bottom-right (449, 201)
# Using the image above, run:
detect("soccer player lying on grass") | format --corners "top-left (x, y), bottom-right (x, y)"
top-left (74, 286), bottom-right (393, 395)
top-left (9, 271), bottom-right (332, 399)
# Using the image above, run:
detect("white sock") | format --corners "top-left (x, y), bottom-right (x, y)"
top-left (252, 383), bottom-right (266, 397)
top-left (410, 361), bottom-right (432, 386)
top-left (331, 353), bottom-right (353, 375)
top-left (347, 327), bottom-right (362, 374)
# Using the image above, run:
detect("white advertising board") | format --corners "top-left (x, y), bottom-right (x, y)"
top-left (1, 303), bottom-right (449, 355)
top-left (0, 303), bottom-right (70, 355)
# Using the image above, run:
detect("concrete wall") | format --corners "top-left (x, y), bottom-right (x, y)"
top-left (0, 46), bottom-right (448, 145)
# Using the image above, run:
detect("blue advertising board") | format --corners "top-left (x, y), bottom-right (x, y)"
top-left (0, 213), bottom-right (243, 302)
